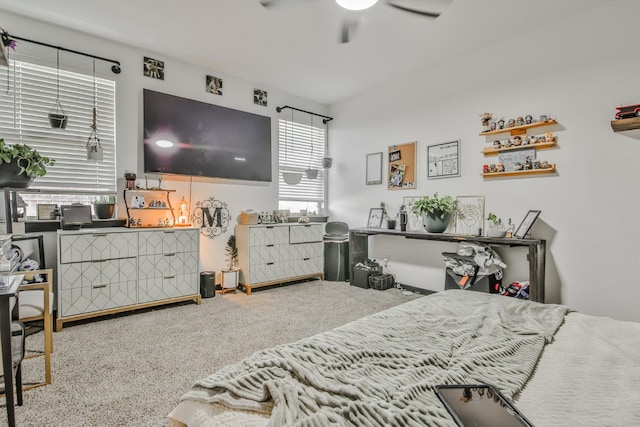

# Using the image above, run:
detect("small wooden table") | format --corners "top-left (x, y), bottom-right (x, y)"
top-left (349, 228), bottom-right (546, 303)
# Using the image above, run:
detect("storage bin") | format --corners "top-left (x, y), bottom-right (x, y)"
top-left (352, 265), bottom-right (382, 289)
top-left (369, 273), bottom-right (395, 291)
top-left (444, 268), bottom-right (501, 294)
top-left (239, 212), bottom-right (259, 225)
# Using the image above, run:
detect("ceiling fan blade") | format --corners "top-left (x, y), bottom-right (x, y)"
top-left (385, 0), bottom-right (442, 18)
top-left (339, 17), bottom-right (360, 44)
top-left (259, 0), bottom-right (319, 9)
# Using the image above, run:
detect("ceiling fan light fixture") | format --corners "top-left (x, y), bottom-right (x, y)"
top-left (336, 0), bottom-right (378, 11)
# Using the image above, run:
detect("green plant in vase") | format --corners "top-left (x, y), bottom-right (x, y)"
top-left (410, 193), bottom-right (458, 233)
top-left (0, 138), bottom-right (55, 188)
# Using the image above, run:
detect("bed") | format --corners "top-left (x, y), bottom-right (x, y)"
top-left (169, 290), bottom-right (640, 426)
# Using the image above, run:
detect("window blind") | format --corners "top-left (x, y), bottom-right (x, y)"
top-left (278, 119), bottom-right (325, 203)
top-left (0, 60), bottom-right (116, 192)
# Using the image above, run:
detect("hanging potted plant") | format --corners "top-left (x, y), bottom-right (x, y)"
top-left (48, 50), bottom-right (68, 129)
top-left (0, 138), bottom-right (55, 188)
top-left (410, 192), bottom-right (458, 233)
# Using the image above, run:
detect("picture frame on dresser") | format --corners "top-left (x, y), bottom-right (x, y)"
top-left (367, 208), bottom-right (384, 228)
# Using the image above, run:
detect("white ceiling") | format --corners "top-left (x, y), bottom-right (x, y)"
top-left (0, 0), bottom-right (609, 105)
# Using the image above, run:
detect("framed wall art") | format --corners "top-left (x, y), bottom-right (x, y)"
top-left (402, 196), bottom-right (424, 231)
top-left (454, 195), bottom-right (484, 236)
top-left (514, 210), bottom-right (541, 239)
top-left (427, 140), bottom-right (460, 179)
top-left (366, 152), bottom-right (383, 185)
top-left (37, 204), bottom-right (58, 220)
top-left (367, 207), bottom-right (384, 228)
top-left (388, 141), bottom-right (416, 190)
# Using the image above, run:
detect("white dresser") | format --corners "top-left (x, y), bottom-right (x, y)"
top-left (57, 228), bottom-right (200, 330)
top-left (235, 223), bottom-right (324, 295)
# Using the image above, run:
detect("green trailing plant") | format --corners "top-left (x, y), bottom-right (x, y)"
top-left (410, 193), bottom-right (458, 219)
top-left (0, 138), bottom-right (55, 177)
top-left (226, 234), bottom-right (238, 270)
top-left (94, 195), bottom-right (116, 204)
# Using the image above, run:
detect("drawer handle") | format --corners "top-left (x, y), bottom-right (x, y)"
top-left (92, 284), bottom-right (107, 289)
top-left (267, 262), bottom-right (274, 266)
top-left (164, 275), bottom-right (176, 279)
top-left (164, 253), bottom-right (176, 257)
top-left (93, 233), bottom-right (108, 237)
top-left (164, 230), bottom-right (175, 234)
top-left (303, 257), bottom-right (310, 261)
top-left (92, 259), bottom-right (108, 263)
top-left (266, 226), bottom-right (274, 229)
top-left (266, 244), bottom-right (274, 247)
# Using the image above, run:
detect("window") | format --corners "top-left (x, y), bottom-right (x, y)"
top-left (278, 119), bottom-right (325, 214)
top-left (0, 59), bottom-right (116, 217)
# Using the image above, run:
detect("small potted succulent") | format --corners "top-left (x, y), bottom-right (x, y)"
top-left (0, 138), bottom-right (55, 188)
top-left (410, 193), bottom-right (458, 233)
top-left (486, 212), bottom-right (513, 238)
top-left (380, 202), bottom-right (397, 229)
top-left (93, 195), bottom-right (116, 219)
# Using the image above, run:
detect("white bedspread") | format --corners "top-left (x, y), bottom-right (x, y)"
top-left (170, 290), bottom-right (570, 426)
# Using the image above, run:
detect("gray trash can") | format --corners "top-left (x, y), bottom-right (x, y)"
top-left (200, 271), bottom-right (216, 298)
top-left (324, 222), bottom-right (349, 281)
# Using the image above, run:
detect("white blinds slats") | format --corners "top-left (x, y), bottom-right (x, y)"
top-left (0, 60), bottom-right (116, 191)
top-left (278, 119), bottom-right (325, 202)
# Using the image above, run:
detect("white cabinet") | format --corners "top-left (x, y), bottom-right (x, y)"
top-left (57, 228), bottom-right (200, 330)
top-left (236, 223), bottom-right (324, 295)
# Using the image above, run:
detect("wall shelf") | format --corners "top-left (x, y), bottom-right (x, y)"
top-left (482, 140), bottom-right (557, 155)
top-left (610, 117), bottom-right (640, 139)
top-left (482, 164), bottom-right (556, 178)
top-left (479, 119), bottom-right (557, 137)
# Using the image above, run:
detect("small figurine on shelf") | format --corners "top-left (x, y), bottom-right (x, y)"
top-left (524, 157), bottom-right (532, 170)
top-left (497, 118), bottom-right (505, 129)
top-left (502, 139), bottom-right (511, 148)
top-left (540, 160), bottom-right (551, 169)
top-left (512, 135), bottom-right (522, 146)
top-left (496, 163), bottom-right (505, 173)
top-left (528, 135), bottom-right (537, 145)
top-left (515, 116), bottom-right (525, 126)
top-left (532, 160), bottom-right (541, 169)
top-left (493, 140), bottom-right (501, 149)
top-left (544, 132), bottom-right (555, 143)
top-left (490, 121), bottom-right (497, 131)
top-left (514, 162), bottom-right (523, 171)
top-left (525, 115), bottom-right (534, 124)
top-left (483, 164), bottom-right (490, 174)
top-left (507, 118), bottom-right (516, 128)
top-left (480, 113), bottom-right (493, 132)
top-left (539, 114), bottom-right (549, 122)
top-left (489, 163), bottom-right (497, 172)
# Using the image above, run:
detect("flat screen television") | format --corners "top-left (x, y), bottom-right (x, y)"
top-left (143, 89), bottom-right (272, 182)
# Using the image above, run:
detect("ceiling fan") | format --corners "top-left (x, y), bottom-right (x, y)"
top-left (259, 0), bottom-right (451, 43)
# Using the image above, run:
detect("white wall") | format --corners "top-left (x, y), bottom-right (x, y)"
top-left (2, 11), bottom-right (328, 279)
top-left (327, 0), bottom-right (640, 322)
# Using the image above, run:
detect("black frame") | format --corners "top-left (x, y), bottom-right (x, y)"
top-left (514, 210), bottom-right (541, 239)
top-left (435, 384), bottom-right (534, 427)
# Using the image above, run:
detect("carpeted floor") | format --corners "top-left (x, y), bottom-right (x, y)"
top-left (1, 280), bottom-right (422, 426)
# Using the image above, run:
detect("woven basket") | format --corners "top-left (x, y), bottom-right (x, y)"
top-left (368, 273), bottom-right (395, 291)
top-left (240, 212), bottom-right (259, 225)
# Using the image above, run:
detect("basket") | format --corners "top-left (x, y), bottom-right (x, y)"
top-left (240, 212), bottom-right (259, 225)
top-left (368, 273), bottom-right (395, 291)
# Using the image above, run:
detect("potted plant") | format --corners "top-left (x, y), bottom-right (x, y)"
top-left (380, 201), bottom-right (397, 229)
top-left (93, 195), bottom-right (116, 219)
top-left (0, 138), bottom-right (55, 188)
top-left (486, 213), bottom-right (513, 238)
top-left (222, 234), bottom-right (239, 290)
top-left (410, 193), bottom-right (458, 233)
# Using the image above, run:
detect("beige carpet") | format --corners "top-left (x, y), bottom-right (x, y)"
top-left (1, 280), bottom-right (421, 426)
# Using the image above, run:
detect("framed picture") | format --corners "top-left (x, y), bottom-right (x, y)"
top-left (253, 89), bottom-right (268, 106)
top-left (454, 196), bottom-right (484, 235)
top-left (514, 210), bottom-right (541, 239)
top-left (37, 204), bottom-right (58, 220)
top-left (366, 152), bottom-right (383, 185)
top-left (427, 140), bottom-right (460, 179)
top-left (143, 56), bottom-right (164, 80)
top-left (206, 75), bottom-right (223, 95)
top-left (367, 208), bottom-right (384, 228)
top-left (388, 141), bottom-right (416, 190)
top-left (402, 196), bottom-right (424, 231)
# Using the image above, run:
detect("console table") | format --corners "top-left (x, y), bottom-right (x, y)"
top-left (349, 228), bottom-right (546, 303)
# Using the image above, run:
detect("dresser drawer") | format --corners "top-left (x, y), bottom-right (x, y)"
top-left (289, 224), bottom-right (323, 244)
top-left (60, 232), bottom-right (137, 263)
top-left (289, 242), bottom-right (323, 260)
top-left (249, 244), bottom-right (289, 265)
top-left (290, 257), bottom-right (323, 277)
top-left (248, 226), bottom-right (289, 247)
top-left (59, 257), bottom-right (137, 290)
top-left (138, 229), bottom-right (199, 255)
top-left (59, 280), bottom-right (137, 316)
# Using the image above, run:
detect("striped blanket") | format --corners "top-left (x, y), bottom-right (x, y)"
top-left (180, 290), bottom-right (569, 426)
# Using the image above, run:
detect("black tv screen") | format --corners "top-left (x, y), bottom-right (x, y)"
top-left (143, 89), bottom-right (272, 182)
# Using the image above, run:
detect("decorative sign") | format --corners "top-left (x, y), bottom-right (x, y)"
top-left (191, 197), bottom-right (231, 239)
top-left (388, 141), bottom-right (416, 190)
top-left (427, 140), bottom-right (460, 179)
top-left (498, 148), bottom-right (535, 172)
